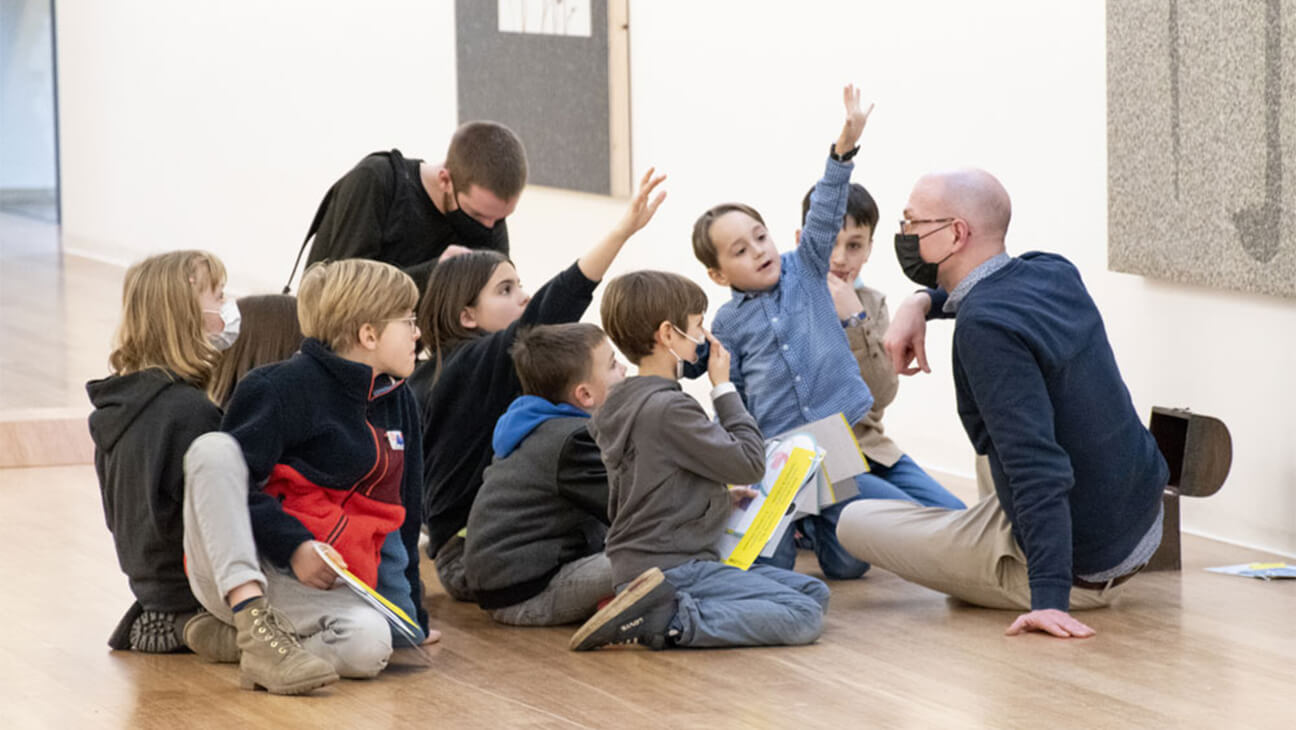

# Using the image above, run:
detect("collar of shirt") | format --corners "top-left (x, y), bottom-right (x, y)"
top-left (944, 252), bottom-right (1011, 314)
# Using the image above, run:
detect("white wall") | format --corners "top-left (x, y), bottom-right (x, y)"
top-left (0, 0), bottom-right (57, 189)
top-left (57, 0), bottom-right (1296, 556)
top-left (56, 0), bottom-right (458, 293)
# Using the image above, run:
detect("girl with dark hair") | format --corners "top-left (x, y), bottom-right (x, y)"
top-left (207, 294), bottom-right (304, 409)
top-left (412, 169), bottom-right (665, 602)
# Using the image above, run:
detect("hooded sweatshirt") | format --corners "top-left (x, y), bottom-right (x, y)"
top-left (412, 260), bottom-right (598, 554)
top-left (87, 369), bottom-right (221, 612)
top-left (589, 376), bottom-right (766, 586)
top-left (464, 395), bottom-right (609, 609)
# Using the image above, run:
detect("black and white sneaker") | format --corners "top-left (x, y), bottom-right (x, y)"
top-left (569, 567), bottom-right (678, 651)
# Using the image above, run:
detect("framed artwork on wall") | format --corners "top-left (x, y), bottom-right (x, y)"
top-left (457, 0), bottom-right (632, 197)
top-left (1108, 0), bottom-right (1294, 298)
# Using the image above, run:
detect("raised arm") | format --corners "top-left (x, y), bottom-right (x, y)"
top-left (799, 86), bottom-right (875, 276)
top-left (577, 168), bottom-right (667, 282)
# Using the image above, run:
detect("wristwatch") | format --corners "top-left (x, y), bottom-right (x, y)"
top-left (841, 311), bottom-right (865, 328)
top-left (829, 143), bottom-right (859, 162)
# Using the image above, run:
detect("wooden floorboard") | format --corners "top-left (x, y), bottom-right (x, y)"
top-left (1, 464), bottom-right (1292, 729)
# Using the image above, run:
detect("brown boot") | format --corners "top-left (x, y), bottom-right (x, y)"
top-left (183, 611), bottom-right (240, 663)
top-left (234, 598), bottom-right (339, 695)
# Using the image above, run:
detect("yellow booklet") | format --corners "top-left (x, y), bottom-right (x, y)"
top-left (312, 542), bottom-right (431, 659)
top-left (717, 434), bottom-right (823, 571)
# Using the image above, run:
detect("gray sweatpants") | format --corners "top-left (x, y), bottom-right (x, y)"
top-left (182, 432), bottom-right (392, 678)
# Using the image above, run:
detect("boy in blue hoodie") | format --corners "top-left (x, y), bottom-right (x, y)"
top-left (463, 323), bottom-right (626, 625)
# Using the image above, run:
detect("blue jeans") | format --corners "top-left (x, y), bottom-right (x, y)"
top-left (377, 530), bottom-right (426, 645)
top-left (761, 453), bottom-right (966, 579)
top-left (661, 561), bottom-right (828, 648)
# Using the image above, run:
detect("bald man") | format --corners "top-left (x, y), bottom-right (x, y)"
top-left (836, 169), bottom-right (1168, 639)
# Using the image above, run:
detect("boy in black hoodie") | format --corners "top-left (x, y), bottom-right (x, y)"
top-left (464, 323), bottom-right (626, 624)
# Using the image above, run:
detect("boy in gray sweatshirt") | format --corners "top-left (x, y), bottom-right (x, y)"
top-left (570, 271), bottom-right (829, 651)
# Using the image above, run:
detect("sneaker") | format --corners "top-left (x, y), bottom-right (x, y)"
top-left (569, 567), bottom-right (677, 651)
top-left (184, 611), bottom-right (240, 663)
top-left (234, 598), bottom-right (339, 695)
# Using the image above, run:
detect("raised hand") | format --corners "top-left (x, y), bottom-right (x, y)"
top-left (615, 167), bottom-right (668, 239)
top-left (578, 167), bottom-right (668, 281)
top-left (835, 84), bottom-right (874, 157)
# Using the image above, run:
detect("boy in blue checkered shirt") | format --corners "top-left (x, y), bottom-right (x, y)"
top-left (692, 86), bottom-right (961, 580)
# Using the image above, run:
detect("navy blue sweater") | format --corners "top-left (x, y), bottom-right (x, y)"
top-left (224, 338), bottom-right (427, 632)
top-left (929, 252), bottom-right (1167, 610)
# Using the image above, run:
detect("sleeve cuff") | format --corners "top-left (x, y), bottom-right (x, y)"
top-left (1029, 581), bottom-right (1073, 612)
top-left (710, 382), bottom-right (738, 400)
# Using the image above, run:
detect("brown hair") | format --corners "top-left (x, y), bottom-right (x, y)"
top-left (109, 250), bottom-right (226, 387)
top-left (297, 259), bottom-right (418, 353)
top-left (207, 294), bottom-right (305, 408)
top-left (511, 323), bottom-right (607, 404)
top-left (600, 271), bottom-right (708, 364)
top-left (445, 121), bottom-right (528, 201)
top-left (691, 202), bottom-right (767, 270)
top-left (416, 250), bottom-right (512, 376)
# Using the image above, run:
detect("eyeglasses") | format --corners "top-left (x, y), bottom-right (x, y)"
top-left (898, 217), bottom-right (956, 232)
top-left (384, 315), bottom-right (420, 330)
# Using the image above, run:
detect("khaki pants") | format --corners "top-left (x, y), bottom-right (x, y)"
top-left (183, 433), bottom-right (393, 677)
top-left (836, 493), bottom-right (1129, 611)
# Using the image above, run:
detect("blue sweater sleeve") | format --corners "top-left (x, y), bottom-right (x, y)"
top-left (795, 156), bottom-right (854, 279)
top-left (396, 387), bottom-right (429, 633)
top-left (954, 316), bottom-right (1075, 611)
top-left (924, 288), bottom-right (954, 320)
top-left (222, 371), bottom-right (315, 568)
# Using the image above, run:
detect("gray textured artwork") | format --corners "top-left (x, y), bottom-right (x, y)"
top-left (1108, 0), bottom-right (1295, 298)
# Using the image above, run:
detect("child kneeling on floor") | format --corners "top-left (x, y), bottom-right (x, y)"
top-left (182, 258), bottom-right (433, 695)
top-left (570, 271), bottom-right (829, 651)
top-left (463, 323), bottom-right (625, 624)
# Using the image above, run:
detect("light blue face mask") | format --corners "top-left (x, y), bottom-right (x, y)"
top-left (203, 298), bottom-right (241, 351)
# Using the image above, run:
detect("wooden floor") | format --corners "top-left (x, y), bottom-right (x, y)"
top-left (2, 214), bottom-right (1294, 729)
top-left (0, 465), bottom-right (1292, 729)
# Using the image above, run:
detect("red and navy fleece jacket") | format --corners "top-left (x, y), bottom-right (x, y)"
top-left (223, 338), bottom-right (427, 632)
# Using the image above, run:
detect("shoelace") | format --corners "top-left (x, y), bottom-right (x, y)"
top-left (252, 607), bottom-right (306, 653)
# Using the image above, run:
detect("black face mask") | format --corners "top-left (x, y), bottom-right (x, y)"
top-left (670, 325), bottom-right (710, 380)
top-left (894, 225), bottom-right (956, 288)
top-left (677, 338), bottom-right (710, 380)
top-left (446, 208), bottom-right (496, 248)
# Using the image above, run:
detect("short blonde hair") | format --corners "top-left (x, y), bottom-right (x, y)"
top-left (297, 259), bottom-right (418, 352)
top-left (109, 250), bottom-right (227, 387)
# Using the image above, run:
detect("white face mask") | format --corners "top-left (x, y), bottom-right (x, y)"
top-left (203, 299), bottom-right (241, 351)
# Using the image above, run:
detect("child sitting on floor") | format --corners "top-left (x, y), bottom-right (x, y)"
top-left (570, 271), bottom-right (829, 651)
top-left (88, 250), bottom-right (235, 654)
top-left (463, 323), bottom-right (625, 625)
